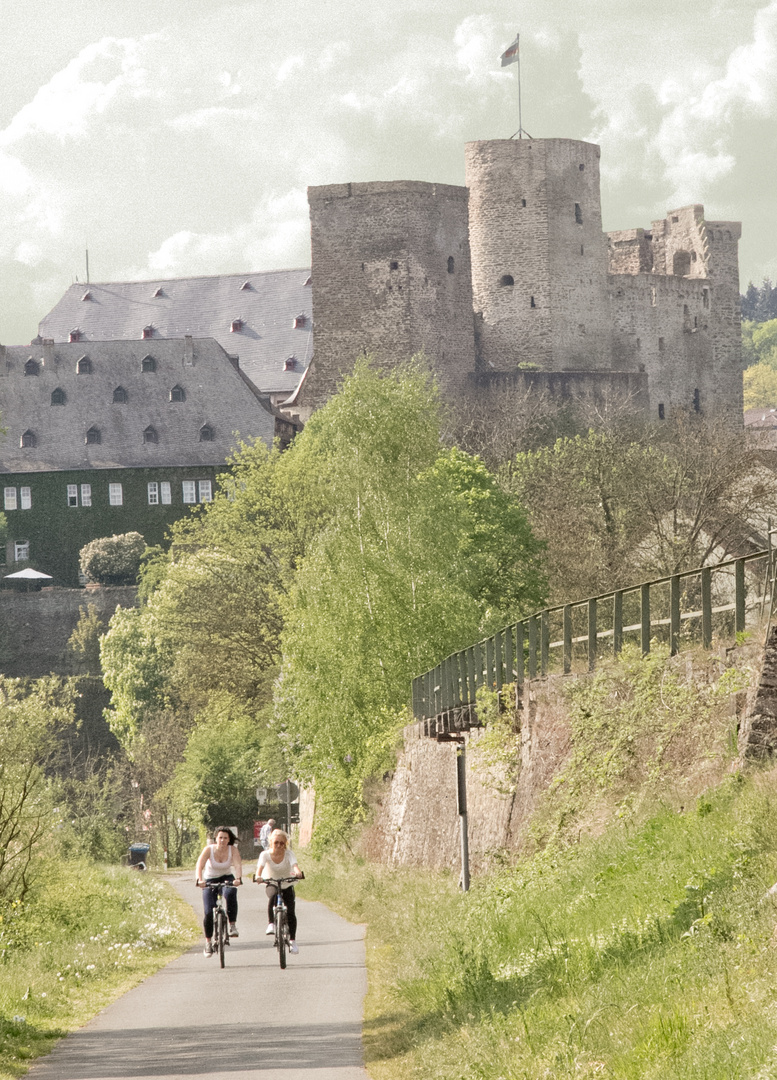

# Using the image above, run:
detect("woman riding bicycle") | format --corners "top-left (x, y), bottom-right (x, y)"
top-left (195, 827), bottom-right (243, 957)
top-left (255, 828), bottom-right (303, 953)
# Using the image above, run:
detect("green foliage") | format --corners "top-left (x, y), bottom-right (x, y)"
top-left (276, 358), bottom-right (545, 847)
top-left (79, 532), bottom-right (145, 586)
top-left (100, 605), bottom-right (173, 752)
top-left (470, 684), bottom-right (522, 795)
top-left (741, 317), bottom-right (777, 407)
top-left (308, 768), bottom-right (777, 1080)
top-left (65, 605), bottom-right (105, 676)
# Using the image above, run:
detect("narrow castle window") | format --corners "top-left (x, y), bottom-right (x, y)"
top-left (77, 356), bottom-right (92, 374)
top-left (143, 426), bottom-right (158, 444)
top-left (113, 386), bottom-right (127, 403)
top-left (85, 426), bottom-right (101, 445)
top-left (24, 358), bottom-right (39, 376)
top-left (658, 403), bottom-right (665, 420)
top-left (530, 296), bottom-right (536, 308)
top-left (636, 338), bottom-right (641, 350)
top-left (51, 387), bottom-right (66, 405)
top-left (390, 261), bottom-right (399, 271)
top-left (693, 388), bottom-right (701, 413)
top-left (580, 245), bottom-right (584, 256)
top-left (500, 275), bottom-right (514, 287)
top-left (521, 199), bottom-right (526, 207)
top-left (20, 430), bottom-right (36, 448)
top-left (579, 163), bottom-right (585, 171)
top-left (702, 290), bottom-right (709, 309)
top-left (199, 425), bottom-right (214, 442)
top-left (170, 385), bottom-right (185, 402)
top-left (141, 354), bottom-right (157, 373)
top-left (574, 203), bottom-right (583, 225)
top-left (658, 337), bottom-right (665, 352)
top-left (447, 256), bottom-right (455, 274)
top-left (673, 251), bottom-right (691, 276)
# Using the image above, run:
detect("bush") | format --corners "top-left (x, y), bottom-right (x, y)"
top-left (79, 533), bottom-right (145, 586)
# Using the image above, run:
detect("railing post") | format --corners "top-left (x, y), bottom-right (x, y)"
top-left (452, 653), bottom-right (461, 709)
top-left (474, 642), bottom-right (483, 691)
top-left (515, 622), bottom-right (525, 687)
top-left (540, 610), bottom-right (550, 676)
top-left (563, 605), bottom-right (572, 674)
top-left (494, 631), bottom-right (504, 690)
top-left (670, 575), bottom-right (681, 656)
top-left (412, 677), bottom-right (421, 720)
top-left (466, 647), bottom-right (476, 704)
top-left (641, 583), bottom-right (651, 655)
top-left (614, 590), bottom-right (623, 655)
top-left (486, 637), bottom-right (495, 689)
top-left (701, 567), bottom-right (712, 649)
top-left (504, 626), bottom-right (514, 685)
top-left (735, 558), bottom-right (746, 635)
top-left (588, 598), bottom-right (597, 671)
top-left (434, 664), bottom-right (442, 716)
top-left (528, 616), bottom-right (538, 680)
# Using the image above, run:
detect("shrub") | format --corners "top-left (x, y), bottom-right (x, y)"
top-left (79, 533), bottom-right (145, 586)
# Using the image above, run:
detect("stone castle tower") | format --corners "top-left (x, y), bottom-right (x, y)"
top-left (296, 137), bottom-right (742, 425)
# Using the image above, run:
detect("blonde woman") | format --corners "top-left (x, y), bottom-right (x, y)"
top-left (255, 829), bottom-right (303, 953)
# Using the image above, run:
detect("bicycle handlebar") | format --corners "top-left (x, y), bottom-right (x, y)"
top-left (254, 873), bottom-right (305, 886)
top-left (195, 878), bottom-right (243, 888)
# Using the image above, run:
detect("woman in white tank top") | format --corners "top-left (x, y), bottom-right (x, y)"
top-left (194, 827), bottom-right (243, 956)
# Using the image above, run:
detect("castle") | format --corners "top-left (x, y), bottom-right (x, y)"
top-left (296, 137), bottom-right (743, 424)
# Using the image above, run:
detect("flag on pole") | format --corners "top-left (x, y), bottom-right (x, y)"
top-left (500, 33), bottom-right (520, 67)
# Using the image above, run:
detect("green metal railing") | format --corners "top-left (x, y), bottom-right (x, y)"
top-left (411, 546), bottom-right (776, 732)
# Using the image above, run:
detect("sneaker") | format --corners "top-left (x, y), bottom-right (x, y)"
top-left (229, 923), bottom-right (239, 938)
top-left (265, 923), bottom-right (274, 936)
top-left (289, 940), bottom-right (299, 954)
top-left (203, 941), bottom-right (213, 957)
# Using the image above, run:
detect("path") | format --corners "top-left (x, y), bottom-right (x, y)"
top-left (27, 873), bottom-right (369, 1080)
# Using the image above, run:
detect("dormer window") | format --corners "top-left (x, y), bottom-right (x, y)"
top-left (81, 290), bottom-right (92, 301)
top-left (141, 354), bottom-right (156, 373)
top-left (24, 358), bottom-right (39, 376)
top-left (199, 424), bottom-right (214, 442)
top-left (153, 287), bottom-right (164, 297)
top-left (69, 328), bottom-right (81, 343)
top-left (113, 386), bottom-right (127, 404)
top-left (170, 384), bottom-right (185, 402)
top-left (293, 314), bottom-right (306, 328)
top-left (230, 319), bottom-right (243, 333)
top-left (143, 425), bottom-right (158, 444)
top-left (303, 275), bottom-right (312, 287)
top-left (77, 355), bottom-right (92, 374)
top-left (141, 325), bottom-right (154, 340)
top-left (240, 281), bottom-right (252, 291)
top-left (51, 387), bottom-right (66, 405)
top-left (85, 426), bottom-right (101, 445)
top-left (20, 430), bottom-right (36, 448)
top-left (284, 356), bottom-right (296, 371)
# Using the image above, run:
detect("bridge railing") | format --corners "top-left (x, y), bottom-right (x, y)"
top-left (411, 547), bottom-right (775, 733)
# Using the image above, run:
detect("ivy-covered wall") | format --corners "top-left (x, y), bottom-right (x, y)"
top-left (1, 465), bottom-right (221, 584)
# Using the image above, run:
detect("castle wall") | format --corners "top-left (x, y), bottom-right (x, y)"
top-left (465, 138), bottom-right (612, 373)
top-left (302, 181), bottom-right (475, 410)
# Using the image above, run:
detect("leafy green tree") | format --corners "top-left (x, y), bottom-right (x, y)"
top-left (65, 605), bottom-right (105, 675)
top-left (276, 358), bottom-right (546, 846)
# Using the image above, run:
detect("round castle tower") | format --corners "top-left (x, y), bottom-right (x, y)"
top-left (300, 180), bottom-right (475, 413)
top-left (465, 138), bottom-right (613, 372)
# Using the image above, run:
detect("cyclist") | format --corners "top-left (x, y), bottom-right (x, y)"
top-left (255, 828), bottom-right (303, 953)
top-left (195, 827), bottom-right (243, 957)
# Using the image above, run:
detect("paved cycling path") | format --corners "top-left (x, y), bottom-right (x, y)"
top-left (27, 872), bottom-right (369, 1080)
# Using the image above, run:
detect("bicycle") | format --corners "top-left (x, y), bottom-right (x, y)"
top-left (197, 878), bottom-right (241, 968)
top-left (260, 874), bottom-right (304, 969)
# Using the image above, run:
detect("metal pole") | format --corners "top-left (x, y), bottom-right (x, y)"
top-left (286, 783), bottom-right (292, 839)
top-left (517, 36), bottom-right (522, 139)
top-left (456, 746), bottom-right (470, 892)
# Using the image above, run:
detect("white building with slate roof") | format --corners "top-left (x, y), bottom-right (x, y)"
top-left (37, 269), bottom-right (313, 409)
top-left (0, 336), bottom-right (284, 583)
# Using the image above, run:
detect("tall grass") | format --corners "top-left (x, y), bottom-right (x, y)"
top-left (307, 768), bottom-right (777, 1079)
top-left (0, 861), bottom-right (198, 1079)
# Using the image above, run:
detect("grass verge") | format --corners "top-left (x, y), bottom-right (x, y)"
top-left (305, 765), bottom-right (777, 1080)
top-left (0, 860), bottom-right (199, 1079)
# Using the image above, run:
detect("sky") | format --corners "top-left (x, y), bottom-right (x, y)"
top-left (1, 0), bottom-right (776, 345)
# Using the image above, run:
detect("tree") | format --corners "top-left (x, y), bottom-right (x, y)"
top-left (80, 532), bottom-right (146, 585)
top-left (65, 604), bottom-right (105, 675)
top-left (276, 358), bottom-right (546, 845)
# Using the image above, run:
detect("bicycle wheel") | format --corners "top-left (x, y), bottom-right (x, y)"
top-left (276, 908), bottom-right (286, 969)
top-left (216, 909), bottom-right (226, 968)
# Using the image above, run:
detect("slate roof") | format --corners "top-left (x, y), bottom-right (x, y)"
top-left (0, 338), bottom-right (276, 473)
top-left (37, 269), bottom-right (314, 398)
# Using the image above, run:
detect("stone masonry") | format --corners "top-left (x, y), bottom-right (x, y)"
top-left (299, 137), bottom-right (743, 426)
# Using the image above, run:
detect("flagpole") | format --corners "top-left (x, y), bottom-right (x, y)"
top-left (502, 32), bottom-right (531, 140)
top-left (517, 40), bottom-right (523, 139)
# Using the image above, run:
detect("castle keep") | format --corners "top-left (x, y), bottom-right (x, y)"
top-left (299, 137), bottom-right (743, 424)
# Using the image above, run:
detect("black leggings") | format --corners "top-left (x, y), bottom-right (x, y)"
top-left (266, 884), bottom-right (296, 939)
top-left (202, 876), bottom-right (237, 938)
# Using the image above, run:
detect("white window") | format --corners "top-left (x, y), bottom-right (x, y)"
top-left (198, 480), bottom-right (212, 503)
top-left (4, 487), bottom-right (17, 511)
top-left (182, 480), bottom-right (196, 504)
top-left (67, 484), bottom-right (78, 507)
top-left (19, 487), bottom-right (31, 510)
top-left (160, 482), bottom-right (171, 505)
top-left (81, 484), bottom-right (92, 507)
top-left (148, 482), bottom-right (159, 505)
top-left (14, 540), bottom-right (29, 562)
top-left (109, 483), bottom-right (123, 506)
